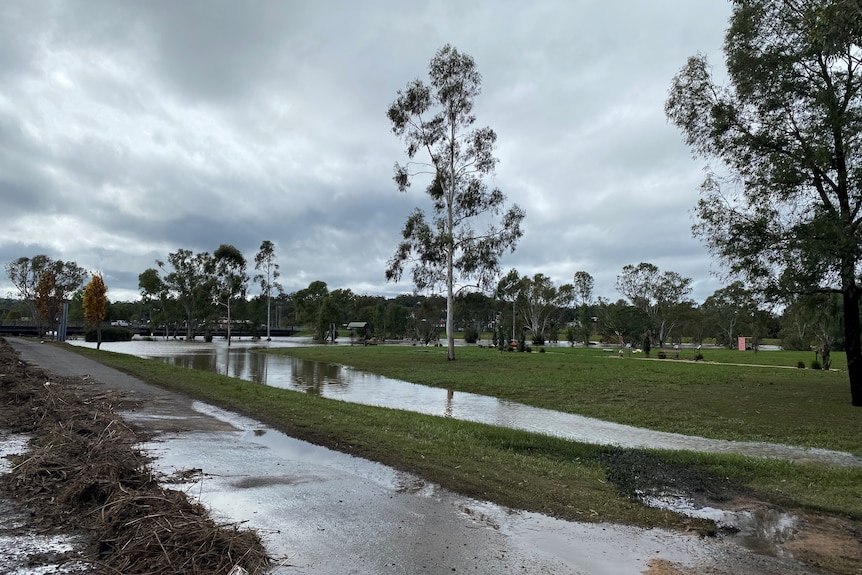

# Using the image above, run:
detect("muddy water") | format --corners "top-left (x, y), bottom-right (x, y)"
top-left (69, 338), bottom-right (862, 466)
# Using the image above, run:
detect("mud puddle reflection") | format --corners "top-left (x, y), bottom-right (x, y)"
top-left (640, 492), bottom-right (799, 557)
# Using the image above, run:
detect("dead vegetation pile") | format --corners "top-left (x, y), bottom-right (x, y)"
top-left (0, 338), bottom-right (271, 574)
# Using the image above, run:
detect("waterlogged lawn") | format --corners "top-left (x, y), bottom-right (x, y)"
top-left (268, 345), bottom-right (862, 455)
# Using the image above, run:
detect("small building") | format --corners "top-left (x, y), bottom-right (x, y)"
top-left (345, 321), bottom-right (369, 338)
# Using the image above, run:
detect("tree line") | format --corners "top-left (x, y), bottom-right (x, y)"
top-left (2, 250), bottom-right (841, 356)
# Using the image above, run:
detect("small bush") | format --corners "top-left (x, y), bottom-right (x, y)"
top-left (810, 359), bottom-right (821, 370)
top-left (464, 326), bottom-right (479, 344)
top-left (694, 351), bottom-right (704, 361)
top-left (539, 347), bottom-right (546, 353)
top-left (797, 361), bottom-right (806, 369)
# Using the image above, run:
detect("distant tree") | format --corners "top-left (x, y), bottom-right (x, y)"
top-left (386, 44), bottom-right (526, 361)
top-left (679, 303), bottom-right (708, 346)
top-left (83, 273), bottom-right (107, 349)
top-left (455, 291), bottom-right (494, 341)
top-left (212, 244), bottom-right (248, 347)
top-left (666, 0), bottom-right (862, 404)
top-left (35, 271), bottom-right (60, 337)
top-left (780, 293), bottom-right (842, 359)
top-left (159, 249), bottom-right (213, 340)
top-left (495, 268), bottom-right (522, 345)
top-left (273, 291), bottom-right (295, 329)
top-left (573, 271), bottom-right (595, 346)
top-left (385, 301), bottom-right (410, 339)
top-left (25, 259), bottom-right (87, 339)
top-left (317, 296), bottom-right (341, 343)
top-left (615, 262), bottom-right (693, 347)
top-left (514, 273), bottom-right (574, 345)
top-left (294, 281), bottom-right (330, 332)
top-left (596, 298), bottom-right (652, 348)
top-left (253, 240), bottom-right (282, 341)
top-left (702, 281), bottom-right (756, 348)
top-left (139, 268), bottom-right (166, 336)
top-left (5, 255), bottom-right (53, 324)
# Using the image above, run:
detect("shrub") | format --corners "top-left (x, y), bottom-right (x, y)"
top-left (694, 351), bottom-right (704, 361)
top-left (464, 326), bottom-right (479, 344)
top-left (810, 359), bottom-right (821, 370)
top-left (797, 361), bottom-right (806, 369)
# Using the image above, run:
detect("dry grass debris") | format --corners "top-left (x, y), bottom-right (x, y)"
top-left (0, 338), bottom-right (271, 574)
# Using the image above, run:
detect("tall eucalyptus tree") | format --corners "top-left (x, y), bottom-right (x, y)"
top-left (386, 44), bottom-right (525, 360)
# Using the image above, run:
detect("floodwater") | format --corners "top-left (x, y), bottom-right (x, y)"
top-left (69, 337), bottom-right (862, 467)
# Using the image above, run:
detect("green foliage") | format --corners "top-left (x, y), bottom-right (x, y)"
top-left (615, 262), bottom-right (693, 348)
top-left (666, 0), bottom-right (862, 405)
top-left (596, 299), bottom-right (651, 345)
top-left (463, 325), bottom-right (479, 344)
top-left (386, 44), bottom-right (525, 360)
top-left (159, 249), bottom-right (214, 339)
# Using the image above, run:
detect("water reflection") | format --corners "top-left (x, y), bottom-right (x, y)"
top-left (69, 338), bottom-right (862, 466)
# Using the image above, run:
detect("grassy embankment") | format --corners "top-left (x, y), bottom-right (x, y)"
top-left (69, 343), bottom-right (862, 536)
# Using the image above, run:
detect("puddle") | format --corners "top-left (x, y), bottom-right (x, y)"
top-left (0, 433), bottom-right (30, 474)
top-left (0, 531), bottom-right (88, 575)
top-left (640, 492), bottom-right (799, 557)
top-left (70, 339), bottom-right (862, 467)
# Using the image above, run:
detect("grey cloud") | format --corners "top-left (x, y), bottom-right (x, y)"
top-left (0, 1), bottom-right (735, 305)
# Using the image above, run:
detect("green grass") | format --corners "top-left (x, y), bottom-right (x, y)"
top-left (65, 344), bottom-right (862, 538)
top-left (268, 345), bottom-right (862, 454)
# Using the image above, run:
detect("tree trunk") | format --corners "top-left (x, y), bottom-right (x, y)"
top-left (446, 263), bottom-right (455, 360)
top-left (266, 293), bottom-right (272, 341)
top-left (226, 302), bottom-right (232, 347)
top-left (186, 309), bottom-right (194, 340)
top-left (842, 286), bottom-right (862, 406)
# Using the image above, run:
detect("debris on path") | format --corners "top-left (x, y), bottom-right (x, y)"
top-left (0, 337), bottom-right (271, 574)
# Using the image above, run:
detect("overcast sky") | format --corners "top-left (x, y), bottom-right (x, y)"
top-left (0, 1), bottom-right (735, 304)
